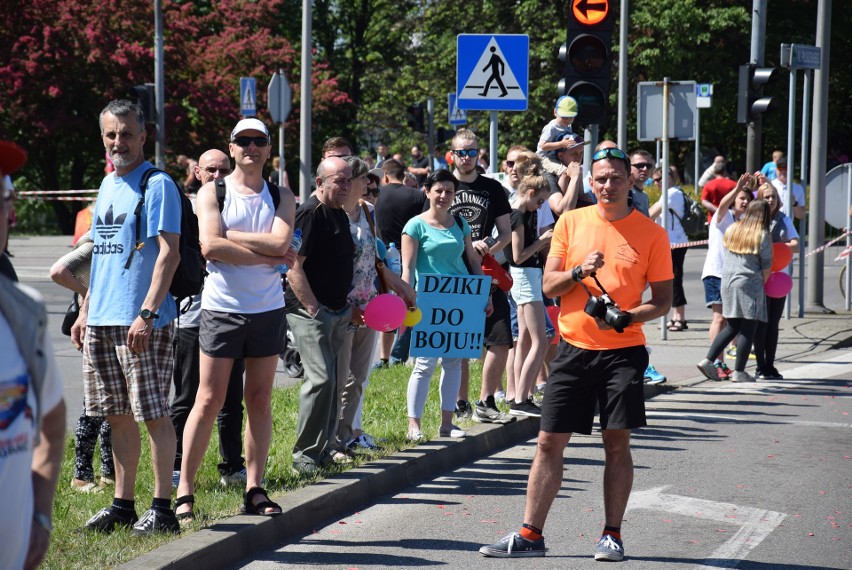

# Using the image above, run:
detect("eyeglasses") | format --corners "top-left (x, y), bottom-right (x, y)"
top-left (536, 198), bottom-right (546, 206)
top-left (364, 187), bottom-right (380, 197)
top-left (452, 149), bottom-right (478, 158)
top-left (591, 148), bottom-right (631, 169)
top-left (232, 136), bottom-right (269, 148)
top-left (505, 160), bottom-right (515, 169)
top-left (203, 166), bottom-right (231, 175)
top-left (631, 162), bottom-right (653, 170)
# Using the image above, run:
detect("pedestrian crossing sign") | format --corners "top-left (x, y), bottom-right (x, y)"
top-left (240, 76), bottom-right (257, 117)
top-left (448, 93), bottom-right (467, 125)
top-left (456, 34), bottom-right (529, 111)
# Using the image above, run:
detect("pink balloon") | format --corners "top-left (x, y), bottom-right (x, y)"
top-left (364, 294), bottom-right (407, 332)
top-left (771, 242), bottom-right (792, 272)
top-left (765, 271), bottom-right (793, 298)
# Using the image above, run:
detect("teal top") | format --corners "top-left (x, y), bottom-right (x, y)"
top-left (402, 215), bottom-right (471, 283)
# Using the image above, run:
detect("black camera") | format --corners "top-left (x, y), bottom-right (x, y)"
top-left (579, 272), bottom-right (632, 333)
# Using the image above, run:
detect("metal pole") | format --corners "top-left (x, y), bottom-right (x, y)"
top-left (797, 69), bottom-right (811, 317)
top-left (489, 111), bottom-right (498, 174)
top-left (154, 0), bottom-right (165, 169)
top-left (746, 0), bottom-right (768, 173)
top-left (278, 70), bottom-right (286, 193)
top-left (806, 0), bottom-right (832, 310)
top-left (298, 0), bottom-right (312, 199)
top-left (660, 77), bottom-right (670, 341)
top-left (617, 0), bottom-right (628, 149)
top-left (694, 109), bottom-right (700, 192)
top-left (583, 127), bottom-right (593, 182)
top-left (785, 60), bottom-right (796, 320)
top-left (427, 97), bottom-right (435, 174)
top-left (846, 163), bottom-right (851, 311)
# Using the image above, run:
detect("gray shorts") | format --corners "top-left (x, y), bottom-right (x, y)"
top-left (200, 307), bottom-right (286, 359)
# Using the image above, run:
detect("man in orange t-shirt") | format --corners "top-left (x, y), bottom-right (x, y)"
top-left (480, 148), bottom-right (672, 562)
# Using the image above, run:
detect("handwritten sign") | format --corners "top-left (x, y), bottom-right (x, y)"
top-left (410, 273), bottom-right (490, 359)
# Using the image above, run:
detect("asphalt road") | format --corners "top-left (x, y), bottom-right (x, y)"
top-left (229, 355), bottom-right (852, 570)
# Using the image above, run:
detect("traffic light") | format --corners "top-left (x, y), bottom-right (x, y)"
top-left (406, 103), bottom-right (425, 133)
top-left (558, 0), bottom-right (613, 126)
top-left (133, 83), bottom-right (156, 124)
top-left (737, 64), bottom-right (778, 123)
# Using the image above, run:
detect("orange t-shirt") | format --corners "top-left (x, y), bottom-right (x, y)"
top-left (548, 206), bottom-right (673, 350)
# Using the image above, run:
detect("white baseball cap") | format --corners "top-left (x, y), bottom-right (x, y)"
top-left (230, 118), bottom-right (269, 140)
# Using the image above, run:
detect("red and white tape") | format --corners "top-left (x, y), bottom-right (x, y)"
top-left (805, 229), bottom-right (850, 258)
top-left (671, 240), bottom-right (709, 249)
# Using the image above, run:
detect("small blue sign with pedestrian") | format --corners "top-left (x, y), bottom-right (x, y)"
top-left (410, 274), bottom-right (490, 359)
top-left (456, 34), bottom-right (529, 112)
top-left (448, 93), bottom-right (467, 125)
top-left (240, 77), bottom-right (257, 117)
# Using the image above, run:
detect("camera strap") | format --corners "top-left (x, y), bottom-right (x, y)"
top-left (578, 272), bottom-right (611, 299)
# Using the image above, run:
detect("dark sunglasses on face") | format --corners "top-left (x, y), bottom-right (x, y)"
top-left (364, 187), bottom-right (379, 197)
top-left (452, 149), bottom-right (478, 158)
top-left (631, 162), bottom-right (653, 170)
top-left (592, 147), bottom-right (631, 169)
top-left (203, 166), bottom-right (231, 175)
top-left (505, 160), bottom-right (515, 168)
top-left (233, 136), bottom-right (269, 148)
top-left (652, 177), bottom-right (663, 183)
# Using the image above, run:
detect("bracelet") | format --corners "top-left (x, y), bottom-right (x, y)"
top-left (33, 511), bottom-right (52, 533)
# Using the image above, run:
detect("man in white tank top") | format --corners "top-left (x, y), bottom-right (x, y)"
top-left (175, 119), bottom-right (297, 519)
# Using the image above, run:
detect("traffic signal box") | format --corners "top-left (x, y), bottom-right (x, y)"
top-left (559, 0), bottom-right (613, 126)
top-left (737, 64), bottom-right (778, 123)
top-left (133, 84), bottom-right (156, 124)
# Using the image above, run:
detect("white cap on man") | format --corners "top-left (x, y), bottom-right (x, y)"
top-left (230, 118), bottom-right (269, 140)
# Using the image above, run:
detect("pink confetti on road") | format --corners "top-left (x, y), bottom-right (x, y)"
top-left (808, 532), bottom-right (815, 536)
top-left (689, 540), bottom-right (699, 544)
top-left (480, 520), bottom-right (498, 523)
top-left (725, 515), bottom-right (738, 519)
top-left (663, 519), bottom-right (672, 523)
top-left (767, 455), bottom-right (775, 458)
top-left (716, 529), bottom-right (728, 533)
top-left (819, 491), bottom-right (827, 495)
top-left (339, 521), bottom-right (347, 525)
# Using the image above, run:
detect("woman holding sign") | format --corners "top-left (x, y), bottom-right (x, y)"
top-left (401, 169), bottom-right (491, 441)
top-left (752, 183), bottom-right (799, 380)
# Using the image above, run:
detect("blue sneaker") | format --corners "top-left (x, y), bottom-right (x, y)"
top-left (480, 532), bottom-right (546, 557)
top-left (594, 534), bottom-right (624, 561)
top-left (643, 364), bottom-right (667, 385)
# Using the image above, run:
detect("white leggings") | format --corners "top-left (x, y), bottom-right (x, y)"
top-left (406, 356), bottom-right (463, 418)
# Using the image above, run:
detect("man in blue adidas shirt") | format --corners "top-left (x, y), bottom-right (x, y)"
top-left (72, 99), bottom-right (182, 535)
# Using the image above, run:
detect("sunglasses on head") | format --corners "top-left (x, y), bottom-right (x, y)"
top-left (592, 148), bottom-right (631, 169)
top-left (203, 166), bottom-right (231, 175)
top-left (452, 149), bottom-right (478, 158)
top-left (232, 136), bottom-right (269, 148)
top-left (631, 162), bottom-right (653, 170)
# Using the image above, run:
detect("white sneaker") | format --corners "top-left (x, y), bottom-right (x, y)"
top-left (220, 467), bottom-right (247, 486)
top-left (494, 390), bottom-right (506, 403)
top-left (172, 470), bottom-right (181, 490)
top-left (439, 424), bottom-right (467, 438)
top-left (406, 429), bottom-right (424, 442)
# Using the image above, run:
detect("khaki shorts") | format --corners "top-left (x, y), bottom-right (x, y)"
top-left (83, 323), bottom-right (175, 422)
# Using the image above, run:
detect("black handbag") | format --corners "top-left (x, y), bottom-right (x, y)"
top-left (61, 294), bottom-right (80, 336)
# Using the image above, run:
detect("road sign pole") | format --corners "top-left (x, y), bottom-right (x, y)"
top-left (489, 112), bottom-right (498, 174)
top-left (660, 77), bottom-right (670, 341)
top-left (785, 57), bottom-right (797, 320)
top-left (694, 109), bottom-right (700, 192)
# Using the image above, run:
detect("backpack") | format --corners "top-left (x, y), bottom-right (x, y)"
top-left (125, 168), bottom-right (205, 303)
top-left (670, 189), bottom-right (705, 236)
top-left (214, 178), bottom-right (280, 213)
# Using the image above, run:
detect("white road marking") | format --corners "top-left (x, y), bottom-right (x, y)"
top-left (645, 411), bottom-right (852, 429)
top-left (628, 486), bottom-right (786, 568)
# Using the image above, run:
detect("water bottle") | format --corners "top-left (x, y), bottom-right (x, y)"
top-left (274, 229), bottom-right (302, 274)
top-left (386, 242), bottom-right (402, 276)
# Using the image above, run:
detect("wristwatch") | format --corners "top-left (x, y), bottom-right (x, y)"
top-left (33, 511), bottom-right (52, 533)
top-left (572, 266), bottom-right (584, 282)
top-left (139, 309), bottom-right (159, 320)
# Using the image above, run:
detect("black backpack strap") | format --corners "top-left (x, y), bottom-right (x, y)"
top-left (124, 167), bottom-right (164, 269)
top-left (216, 179), bottom-right (227, 212)
top-left (267, 180), bottom-right (281, 211)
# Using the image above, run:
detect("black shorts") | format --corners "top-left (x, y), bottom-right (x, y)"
top-left (484, 287), bottom-right (512, 347)
top-left (199, 307), bottom-right (286, 359)
top-left (540, 342), bottom-right (648, 435)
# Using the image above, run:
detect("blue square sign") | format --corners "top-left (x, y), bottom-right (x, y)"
top-left (456, 34), bottom-right (529, 112)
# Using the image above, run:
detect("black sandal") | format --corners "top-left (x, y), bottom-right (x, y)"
top-left (667, 320), bottom-right (687, 331)
top-left (241, 487), bottom-right (282, 517)
top-left (174, 494), bottom-right (195, 522)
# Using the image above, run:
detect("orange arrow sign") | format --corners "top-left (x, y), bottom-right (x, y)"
top-left (572, 0), bottom-right (609, 26)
